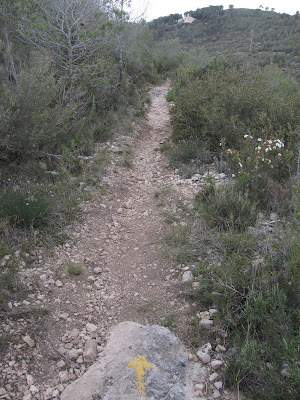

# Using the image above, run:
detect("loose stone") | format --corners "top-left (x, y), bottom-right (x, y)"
top-left (83, 339), bottom-right (98, 363)
top-left (209, 372), bottom-right (219, 383)
top-left (196, 351), bottom-right (211, 364)
top-left (213, 389), bottom-right (221, 399)
top-left (214, 382), bottom-right (223, 390)
top-left (199, 319), bottom-right (213, 327)
top-left (85, 323), bottom-right (97, 333)
top-left (211, 360), bottom-right (224, 370)
top-left (22, 335), bottom-right (35, 348)
top-left (182, 271), bottom-right (193, 282)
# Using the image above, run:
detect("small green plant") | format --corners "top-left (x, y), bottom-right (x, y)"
top-left (225, 286), bottom-right (300, 399)
top-left (123, 147), bottom-right (134, 167)
top-left (154, 187), bottom-right (170, 198)
top-left (166, 89), bottom-right (176, 102)
top-left (160, 313), bottom-right (177, 327)
top-left (0, 252), bottom-right (22, 309)
top-left (136, 300), bottom-right (155, 313)
top-left (65, 261), bottom-right (83, 276)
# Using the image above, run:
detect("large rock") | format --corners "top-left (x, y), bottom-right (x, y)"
top-left (61, 321), bottom-right (197, 400)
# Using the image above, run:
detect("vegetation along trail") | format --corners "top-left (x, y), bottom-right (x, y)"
top-left (1, 82), bottom-right (210, 399)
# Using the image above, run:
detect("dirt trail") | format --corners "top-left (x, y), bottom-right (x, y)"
top-left (49, 82), bottom-right (190, 332)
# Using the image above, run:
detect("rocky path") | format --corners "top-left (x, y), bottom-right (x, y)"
top-left (0, 83), bottom-right (243, 400)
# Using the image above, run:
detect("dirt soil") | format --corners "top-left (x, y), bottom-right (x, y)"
top-left (0, 83), bottom-right (244, 400)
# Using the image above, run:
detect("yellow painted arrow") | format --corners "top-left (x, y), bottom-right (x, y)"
top-left (128, 354), bottom-right (153, 398)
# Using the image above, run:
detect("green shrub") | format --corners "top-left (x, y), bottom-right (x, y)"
top-left (0, 253), bottom-right (21, 309)
top-left (66, 262), bottom-right (83, 276)
top-left (170, 63), bottom-right (300, 152)
top-left (194, 223), bottom-right (300, 399)
top-left (166, 89), bottom-right (177, 102)
top-left (0, 178), bottom-right (78, 230)
top-left (161, 141), bottom-right (215, 177)
top-left (225, 286), bottom-right (300, 399)
top-left (234, 172), bottom-right (294, 215)
top-left (196, 180), bottom-right (258, 231)
top-left (0, 183), bottom-right (54, 228)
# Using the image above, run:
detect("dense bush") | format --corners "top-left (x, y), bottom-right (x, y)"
top-left (170, 63), bottom-right (300, 151)
top-left (0, 54), bottom-right (78, 161)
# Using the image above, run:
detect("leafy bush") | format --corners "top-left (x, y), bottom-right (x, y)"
top-left (170, 63), bottom-right (300, 152)
top-left (160, 141), bottom-right (215, 177)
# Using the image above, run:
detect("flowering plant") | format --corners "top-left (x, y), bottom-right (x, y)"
top-left (220, 134), bottom-right (294, 181)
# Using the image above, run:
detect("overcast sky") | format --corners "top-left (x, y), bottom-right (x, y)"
top-left (129, 1), bottom-right (299, 21)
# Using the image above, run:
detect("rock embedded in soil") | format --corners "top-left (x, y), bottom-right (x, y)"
top-left (22, 335), bottom-right (35, 348)
top-left (61, 321), bottom-right (197, 400)
top-left (196, 351), bottom-right (211, 364)
top-left (182, 270), bottom-right (193, 282)
top-left (211, 360), bottom-right (224, 370)
top-left (83, 339), bottom-right (98, 363)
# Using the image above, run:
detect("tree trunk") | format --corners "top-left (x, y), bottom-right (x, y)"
top-left (3, 23), bottom-right (17, 84)
top-left (118, 36), bottom-right (124, 83)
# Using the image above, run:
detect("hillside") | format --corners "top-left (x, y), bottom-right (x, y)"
top-left (149, 7), bottom-right (300, 81)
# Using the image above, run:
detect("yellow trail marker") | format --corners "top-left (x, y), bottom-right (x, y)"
top-left (128, 354), bottom-right (153, 398)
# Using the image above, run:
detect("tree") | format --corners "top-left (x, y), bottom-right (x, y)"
top-left (0, 0), bottom-right (33, 84)
top-left (19, 0), bottom-right (112, 98)
top-left (110, 0), bottom-right (132, 83)
top-left (229, 5), bottom-right (234, 10)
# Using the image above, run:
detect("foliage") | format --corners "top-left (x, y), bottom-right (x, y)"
top-left (0, 252), bottom-right (21, 309)
top-left (196, 180), bottom-right (258, 231)
top-left (225, 286), bottom-right (300, 399)
top-left (0, 178), bottom-right (78, 229)
top-left (170, 63), bottom-right (300, 152)
top-left (149, 6), bottom-right (300, 82)
top-left (165, 52), bottom-right (300, 397)
top-left (66, 262), bottom-right (84, 276)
